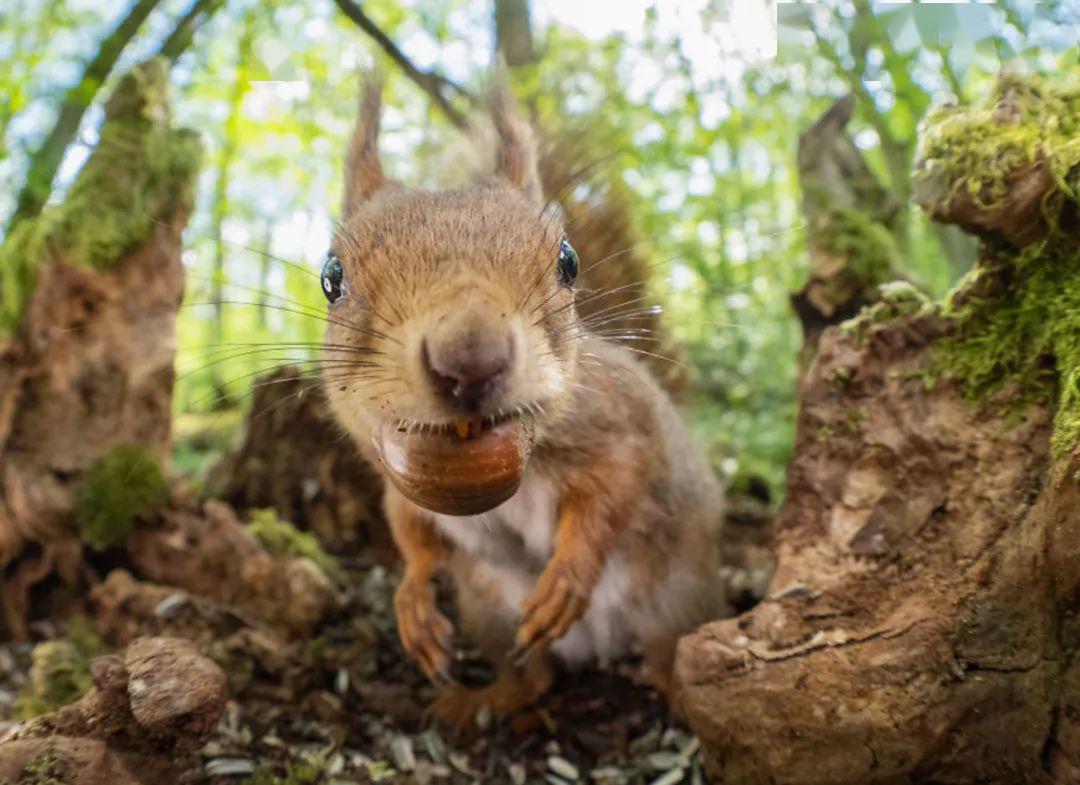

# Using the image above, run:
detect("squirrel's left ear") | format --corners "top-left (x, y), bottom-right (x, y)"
top-left (341, 74), bottom-right (386, 216)
top-left (490, 73), bottom-right (543, 205)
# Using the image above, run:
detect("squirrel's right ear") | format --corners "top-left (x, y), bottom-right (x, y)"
top-left (490, 73), bottom-right (542, 205)
top-left (341, 75), bottom-right (386, 215)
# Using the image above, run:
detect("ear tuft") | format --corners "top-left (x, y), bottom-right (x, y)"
top-left (490, 72), bottom-right (542, 205)
top-left (342, 74), bottom-right (386, 215)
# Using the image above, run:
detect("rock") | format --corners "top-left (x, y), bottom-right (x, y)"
top-left (0, 637), bottom-right (227, 784)
top-left (123, 637), bottom-right (227, 743)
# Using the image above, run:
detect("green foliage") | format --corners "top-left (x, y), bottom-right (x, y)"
top-left (75, 444), bottom-right (169, 550)
top-left (248, 508), bottom-right (343, 583)
top-left (14, 617), bottom-right (105, 719)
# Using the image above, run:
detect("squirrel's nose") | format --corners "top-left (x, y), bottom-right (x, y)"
top-left (421, 328), bottom-right (513, 412)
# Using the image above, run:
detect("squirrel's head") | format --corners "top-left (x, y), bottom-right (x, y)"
top-left (323, 77), bottom-right (582, 516)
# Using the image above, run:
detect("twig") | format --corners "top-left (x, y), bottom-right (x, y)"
top-left (331, 0), bottom-right (473, 129)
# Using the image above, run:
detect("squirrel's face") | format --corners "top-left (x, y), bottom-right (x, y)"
top-left (321, 79), bottom-right (582, 515)
top-left (323, 186), bottom-right (581, 442)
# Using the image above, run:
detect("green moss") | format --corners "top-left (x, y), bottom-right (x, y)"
top-left (243, 763), bottom-right (324, 785)
top-left (817, 208), bottom-right (902, 287)
top-left (917, 73), bottom-right (1080, 459)
top-left (0, 59), bottom-right (202, 336)
top-left (933, 240), bottom-right (1080, 458)
top-left (247, 509), bottom-right (343, 583)
top-left (841, 280), bottom-right (934, 346)
top-left (18, 740), bottom-right (66, 784)
top-left (914, 72), bottom-right (1080, 225)
top-left (14, 618), bottom-right (105, 719)
top-left (75, 444), bottom-right (169, 550)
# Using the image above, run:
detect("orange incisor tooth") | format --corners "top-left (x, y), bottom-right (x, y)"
top-left (456, 419), bottom-right (471, 440)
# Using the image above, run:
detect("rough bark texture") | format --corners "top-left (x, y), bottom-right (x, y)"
top-left (212, 366), bottom-right (394, 558)
top-left (791, 95), bottom-right (902, 358)
top-left (0, 637), bottom-right (226, 785)
top-left (674, 73), bottom-right (1080, 785)
top-left (0, 60), bottom-right (201, 640)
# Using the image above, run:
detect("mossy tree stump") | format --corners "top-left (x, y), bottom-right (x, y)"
top-left (674, 74), bottom-right (1080, 784)
top-left (0, 59), bottom-right (201, 639)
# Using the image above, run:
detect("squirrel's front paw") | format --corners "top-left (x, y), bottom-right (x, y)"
top-left (512, 561), bottom-right (590, 663)
top-left (394, 577), bottom-right (455, 685)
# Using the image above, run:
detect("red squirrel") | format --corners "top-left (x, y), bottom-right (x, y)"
top-left (322, 78), bottom-right (727, 724)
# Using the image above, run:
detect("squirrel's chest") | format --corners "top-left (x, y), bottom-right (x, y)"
top-left (431, 471), bottom-right (558, 570)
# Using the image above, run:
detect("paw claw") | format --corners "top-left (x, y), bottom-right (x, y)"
top-left (515, 563), bottom-right (590, 659)
top-left (395, 577), bottom-right (457, 685)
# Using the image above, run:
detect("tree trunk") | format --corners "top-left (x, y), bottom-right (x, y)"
top-left (0, 59), bottom-right (202, 639)
top-left (674, 75), bottom-right (1080, 784)
top-left (6, 0), bottom-right (165, 233)
top-left (494, 0), bottom-right (537, 67)
top-left (790, 94), bottom-right (901, 362)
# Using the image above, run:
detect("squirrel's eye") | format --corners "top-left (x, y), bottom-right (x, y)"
top-left (557, 239), bottom-right (579, 287)
top-left (321, 252), bottom-right (344, 303)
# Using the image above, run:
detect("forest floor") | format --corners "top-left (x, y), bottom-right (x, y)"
top-left (0, 547), bottom-right (714, 785)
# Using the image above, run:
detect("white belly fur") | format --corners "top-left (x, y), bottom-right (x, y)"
top-left (432, 472), bottom-right (635, 666)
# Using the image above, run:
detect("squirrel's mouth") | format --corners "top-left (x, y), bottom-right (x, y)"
top-left (373, 410), bottom-right (536, 516)
top-left (392, 411), bottom-right (522, 442)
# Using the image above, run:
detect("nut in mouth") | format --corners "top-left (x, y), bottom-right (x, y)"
top-left (376, 409), bottom-right (538, 516)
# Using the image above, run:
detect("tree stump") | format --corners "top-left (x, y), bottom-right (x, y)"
top-left (674, 74), bottom-right (1080, 785)
top-left (0, 59), bottom-right (201, 638)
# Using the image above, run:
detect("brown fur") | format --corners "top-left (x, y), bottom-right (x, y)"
top-left (324, 80), bottom-right (726, 724)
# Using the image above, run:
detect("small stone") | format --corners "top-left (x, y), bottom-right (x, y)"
top-left (448, 752), bottom-right (475, 776)
top-left (589, 767), bottom-right (624, 783)
top-left (335, 667), bottom-right (350, 696)
top-left (204, 757), bottom-right (256, 776)
top-left (420, 729), bottom-right (446, 763)
top-left (646, 752), bottom-right (685, 771)
top-left (548, 755), bottom-right (579, 781)
top-left (648, 769), bottom-right (685, 785)
top-left (390, 735), bottom-right (417, 772)
top-left (678, 737), bottom-right (701, 760)
top-left (153, 592), bottom-right (188, 617)
top-left (508, 762), bottom-right (527, 785)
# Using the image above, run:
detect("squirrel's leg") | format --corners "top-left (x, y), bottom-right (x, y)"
top-left (512, 488), bottom-right (630, 662)
top-left (386, 488), bottom-right (455, 685)
top-left (430, 657), bottom-right (554, 727)
top-left (430, 551), bottom-right (555, 726)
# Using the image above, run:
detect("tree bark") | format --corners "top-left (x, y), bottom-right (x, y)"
top-left (0, 60), bottom-right (201, 639)
top-left (494, 0), bottom-right (537, 67)
top-left (156, 0), bottom-right (225, 62)
top-left (673, 75), bottom-right (1080, 785)
top-left (6, 0), bottom-right (165, 234)
top-left (790, 95), bottom-right (900, 360)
